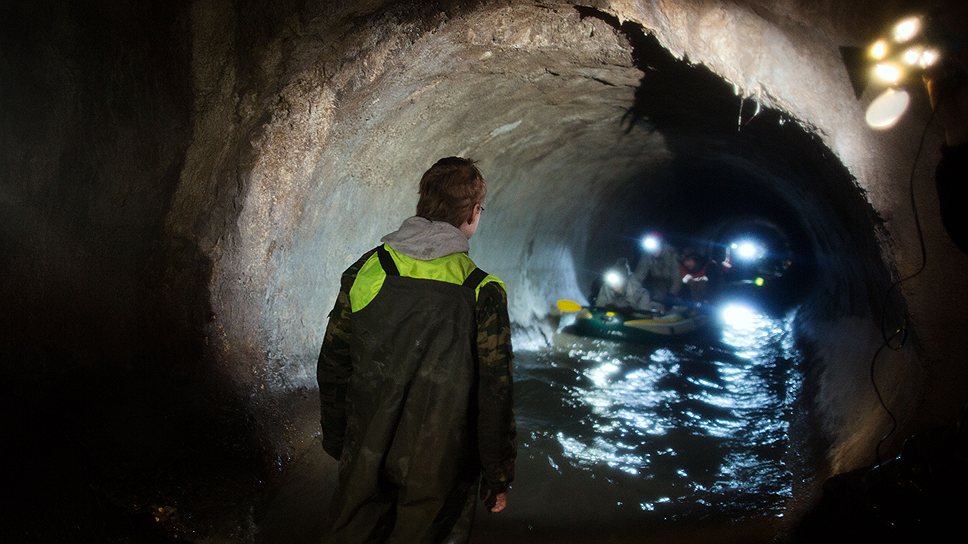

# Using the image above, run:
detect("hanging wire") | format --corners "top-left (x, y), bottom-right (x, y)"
top-left (871, 101), bottom-right (939, 465)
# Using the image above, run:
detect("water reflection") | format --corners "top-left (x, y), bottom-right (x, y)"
top-left (515, 303), bottom-right (801, 522)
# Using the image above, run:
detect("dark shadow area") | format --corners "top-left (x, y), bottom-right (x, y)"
top-left (0, 2), bottom-right (270, 541)
top-left (1, 356), bottom-right (265, 542)
top-left (791, 407), bottom-right (968, 543)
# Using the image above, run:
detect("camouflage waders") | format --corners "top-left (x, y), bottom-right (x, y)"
top-left (322, 245), bottom-right (507, 543)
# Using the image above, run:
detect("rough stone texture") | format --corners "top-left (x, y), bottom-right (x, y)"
top-left (3, 0), bottom-right (967, 539)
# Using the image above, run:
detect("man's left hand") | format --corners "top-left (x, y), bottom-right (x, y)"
top-left (481, 486), bottom-right (509, 513)
top-left (489, 492), bottom-right (508, 513)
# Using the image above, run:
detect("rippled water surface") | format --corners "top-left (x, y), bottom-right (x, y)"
top-left (500, 304), bottom-right (802, 531)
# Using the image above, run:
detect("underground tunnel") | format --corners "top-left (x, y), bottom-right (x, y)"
top-left (2, 0), bottom-right (967, 542)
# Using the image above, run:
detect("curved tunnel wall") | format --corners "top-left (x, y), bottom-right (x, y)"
top-left (4, 0), bottom-right (967, 528)
top-left (172, 0), bottom-right (966, 479)
top-left (176, 0), bottom-right (966, 478)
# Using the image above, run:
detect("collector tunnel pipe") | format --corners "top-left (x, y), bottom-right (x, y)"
top-left (172, 0), bottom-right (950, 472)
top-left (178, 0), bottom-right (966, 513)
top-left (3, 0), bottom-right (967, 540)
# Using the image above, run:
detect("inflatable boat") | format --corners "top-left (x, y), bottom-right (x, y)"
top-left (569, 306), bottom-right (709, 343)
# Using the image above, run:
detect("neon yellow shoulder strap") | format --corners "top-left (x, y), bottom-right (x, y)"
top-left (349, 244), bottom-right (505, 312)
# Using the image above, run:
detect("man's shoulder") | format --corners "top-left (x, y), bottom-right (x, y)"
top-left (466, 257), bottom-right (504, 294)
top-left (476, 276), bottom-right (508, 307)
top-left (342, 247), bottom-right (380, 278)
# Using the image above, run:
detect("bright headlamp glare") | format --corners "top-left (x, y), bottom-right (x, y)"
top-left (604, 270), bottom-right (624, 288)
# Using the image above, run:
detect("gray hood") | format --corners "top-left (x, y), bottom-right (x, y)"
top-left (381, 216), bottom-right (469, 260)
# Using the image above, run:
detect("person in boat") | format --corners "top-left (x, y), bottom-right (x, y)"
top-left (596, 258), bottom-right (664, 313)
top-left (679, 250), bottom-right (710, 303)
top-left (633, 234), bottom-right (681, 304)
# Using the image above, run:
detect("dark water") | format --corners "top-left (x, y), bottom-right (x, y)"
top-left (483, 303), bottom-right (801, 535)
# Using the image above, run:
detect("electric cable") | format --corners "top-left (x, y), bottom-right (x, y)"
top-left (871, 101), bottom-right (939, 465)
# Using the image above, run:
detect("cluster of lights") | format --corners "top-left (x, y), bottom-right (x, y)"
top-left (868, 17), bottom-right (940, 83)
top-left (863, 15), bottom-right (943, 129)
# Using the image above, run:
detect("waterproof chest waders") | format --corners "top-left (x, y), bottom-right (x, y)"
top-left (328, 246), bottom-right (490, 544)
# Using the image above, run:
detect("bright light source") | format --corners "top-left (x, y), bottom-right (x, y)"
top-left (902, 46), bottom-right (923, 65)
top-left (642, 235), bottom-right (661, 254)
top-left (873, 62), bottom-right (904, 85)
top-left (754, 277), bottom-right (765, 287)
top-left (737, 242), bottom-right (758, 259)
top-left (919, 48), bottom-right (940, 68)
top-left (892, 16), bottom-right (921, 43)
top-left (733, 240), bottom-right (764, 261)
top-left (869, 39), bottom-right (889, 60)
top-left (720, 303), bottom-right (758, 329)
top-left (605, 270), bottom-right (624, 288)
top-left (866, 87), bottom-right (910, 129)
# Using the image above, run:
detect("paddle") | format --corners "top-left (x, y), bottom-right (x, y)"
top-left (556, 299), bottom-right (583, 313)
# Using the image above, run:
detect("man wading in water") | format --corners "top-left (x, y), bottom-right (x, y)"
top-left (317, 157), bottom-right (516, 543)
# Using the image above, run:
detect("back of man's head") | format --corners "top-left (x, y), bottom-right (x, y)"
top-left (416, 157), bottom-right (487, 228)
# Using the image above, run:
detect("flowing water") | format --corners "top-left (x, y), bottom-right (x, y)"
top-left (473, 302), bottom-right (802, 539)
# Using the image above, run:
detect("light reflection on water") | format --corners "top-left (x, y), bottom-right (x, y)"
top-left (515, 304), bottom-right (801, 522)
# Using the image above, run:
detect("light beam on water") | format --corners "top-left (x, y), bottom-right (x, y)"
top-left (511, 303), bottom-right (801, 524)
